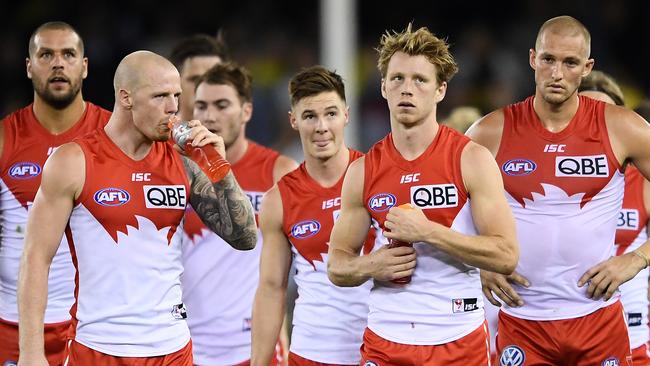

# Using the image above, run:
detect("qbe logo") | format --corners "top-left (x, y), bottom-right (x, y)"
top-left (555, 154), bottom-right (609, 177)
top-left (499, 345), bottom-right (525, 366)
top-left (8, 162), bottom-right (41, 179)
top-left (291, 220), bottom-right (321, 239)
top-left (410, 184), bottom-right (458, 209)
top-left (368, 193), bottom-right (396, 212)
top-left (94, 188), bottom-right (130, 206)
top-left (143, 185), bottom-right (186, 209)
top-left (246, 191), bottom-right (264, 213)
top-left (602, 357), bottom-right (619, 366)
top-left (502, 159), bottom-right (537, 176)
top-left (617, 209), bottom-right (639, 230)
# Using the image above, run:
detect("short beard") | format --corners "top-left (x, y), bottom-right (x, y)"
top-left (33, 80), bottom-right (82, 110)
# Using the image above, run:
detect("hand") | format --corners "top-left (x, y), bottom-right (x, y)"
top-left (481, 270), bottom-right (529, 307)
top-left (577, 252), bottom-right (646, 301)
top-left (383, 204), bottom-right (438, 243)
top-left (366, 244), bottom-right (417, 282)
top-left (17, 352), bottom-right (49, 366)
top-left (173, 119), bottom-right (226, 158)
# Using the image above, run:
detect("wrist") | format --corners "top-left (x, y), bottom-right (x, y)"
top-left (632, 249), bottom-right (650, 269)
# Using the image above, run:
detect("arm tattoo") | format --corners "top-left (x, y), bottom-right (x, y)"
top-left (182, 157), bottom-right (257, 250)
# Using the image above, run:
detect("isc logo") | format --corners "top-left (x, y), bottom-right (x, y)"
top-left (246, 191), bottom-right (264, 213)
top-left (410, 184), bottom-right (458, 209)
top-left (502, 159), bottom-right (537, 176)
top-left (131, 172), bottom-right (152, 182)
top-left (400, 173), bottom-right (420, 184)
top-left (322, 197), bottom-right (341, 210)
top-left (143, 185), bottom-right (186, 209)
top-left (368, 193), bottom-right (396, 212)
top-left (8, 162), bottom-right (41, 179)
top-left (94, 188), bottom-right (130, 206)
top-left (617, 209), bottom-right (639, 230)
top-left (291, 220), bottom-right (321, 239)
top-left (544, 144), bottom-right (566, 152)
top-left (555, 155), bottom-right (609, 177)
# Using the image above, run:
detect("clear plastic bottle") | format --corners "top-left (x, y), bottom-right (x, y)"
top-left (169, 120), bottom-right (231, 183)
top-left (386, 204), bottom-right (414, 284)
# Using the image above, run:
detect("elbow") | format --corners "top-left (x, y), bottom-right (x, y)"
top-left (326, 258), bottom-right (355, 287)
top-left (229, 227), bottom-right (258, 251)
top-left (496, 239), bottom-right (519, 275)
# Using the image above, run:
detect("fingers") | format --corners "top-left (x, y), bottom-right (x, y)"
top-left (577, 264), bottom-right (600, 287)
top-left (508, 272), bottom-right (530, 287)
top-left (585, 271), bottom-right (607, 299)
top-left (482, 286), bottom-right (502, 307)
top-left (493, 281), bottom-right (523, 307)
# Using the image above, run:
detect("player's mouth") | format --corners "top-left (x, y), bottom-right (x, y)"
top-left (48, 75), bottom-right (70, 87)
top-left (398, 101), bottom-right (416, 108)
top-left (313, 139), bottom-right (331, 148)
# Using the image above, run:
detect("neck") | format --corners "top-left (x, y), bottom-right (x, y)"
top-left (103, 110), bottom-right (154, 161)
top-left (390, 117), bottom-right (439, 161)
top-left (304, 146), bottom-right (350, 188)
top-left (32, 93), bottom-right (86, 134)
top-left (533, 92), bottom-right (580, 133)
top-left (225, 136), bottom-right (249, 165)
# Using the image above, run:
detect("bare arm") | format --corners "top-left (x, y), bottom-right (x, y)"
top-left (251, 186), bottom-right (292, 366)
top-left (18, 143), bottom-right (84, 365)
top-left (328, 158), bottom-right (417, 287)
top-left (465, 109), bottom-right (505, 157)
top-left (183, 158), bottom-right (257, 250)
top-left (383, 142), bottom-right (518, 274)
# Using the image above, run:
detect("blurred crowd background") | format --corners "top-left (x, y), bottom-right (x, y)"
top-left (2, 0), bottom-right (648, 157)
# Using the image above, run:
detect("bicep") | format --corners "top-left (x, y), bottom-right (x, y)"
top-left (330, 159), bottom-right (372, 254)
top-left (258, 188), bottom-right (292, 289)
top-left (462, 143), bottom-right (516, 238)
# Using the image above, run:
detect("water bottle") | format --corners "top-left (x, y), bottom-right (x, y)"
top-left (169, 120), bottom-right (230, 183)
top-left (386, 204), bottom-right (414, 284)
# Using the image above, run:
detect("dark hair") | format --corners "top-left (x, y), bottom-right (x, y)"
top-left (579, 70), bottom-right (625, 106)
top-left (29, 21), bottom-right (84, 57)
top-left (288, 65), bottom-right (346, 107)
top-left (196, 62), bottom-right (252, 103)
top-left (169, 33), bottom-right (229, 72)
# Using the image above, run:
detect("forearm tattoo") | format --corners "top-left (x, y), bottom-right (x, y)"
top-left (182, 157), bottom-right (257, 250)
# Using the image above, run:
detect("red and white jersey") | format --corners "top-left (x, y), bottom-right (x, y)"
top-left (363, 126), bottom-right (483, 345)
top-left (67, 128), bottom-right (190, 357)
top-left (279, 149), bottom-right (377, 364)
top-left (615, 167), bottom-right (649, 349)
top-left (181, 141), bottom-right (279, 365)
top-left (0, 102), bottom-right (109, 323)
top-left (497, 96), bottom-right (624, 320)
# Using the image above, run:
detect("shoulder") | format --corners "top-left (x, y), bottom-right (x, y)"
top-left (260, 184), bottom-right (284, 225)
top-left (41, 142), bottom-right (85, 196)
top-left (465, 109), bottom-right (505, 156)
top-left (272, 154), bottom-right (299, 183)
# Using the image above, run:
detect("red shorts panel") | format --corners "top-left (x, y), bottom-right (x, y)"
top-left (632, 343), bottom-right (650, 366)
top-left (64, 339), bottom-right (193, 366)
top-left (360, 321), bottom-right (490, 366)
top-left (0, 317), bottom-right (70, 366)
top-left (288, 352), bottom-right (356, 366)
top-left (497, 301), bottom-right (631, 366)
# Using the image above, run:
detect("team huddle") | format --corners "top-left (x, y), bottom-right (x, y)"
top-left (2, 14), bottom-right (650, 366)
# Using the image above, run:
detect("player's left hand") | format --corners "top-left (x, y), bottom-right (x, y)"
top-left (577, 252), bottom-right (647, 301)
top-left (173, 119), bottom-right (226, 158)
top-left (383, 204), bottom-right (438, 243)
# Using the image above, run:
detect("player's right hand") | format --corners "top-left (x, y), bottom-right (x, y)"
top-left (367, 244), bottom-right (417, 282)
top-left (17, 352), bottom-right (49, 366)
top-left (480, 270), bottom-right (529, 307)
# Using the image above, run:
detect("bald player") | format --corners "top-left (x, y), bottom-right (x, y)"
top-left (17, 51), bottom-right (256, 366)
top-left (468, 16), bottom-right (650, 365)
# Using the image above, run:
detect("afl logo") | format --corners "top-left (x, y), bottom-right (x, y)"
top-left (368, 193), bottom-right (396, 212)
top-left (602, 357), bottom-right (619, 366)
top-left (502, 159), bottom-right (537, 176)
top-left (8, 162), bottom-right (41, 179)
top-left (291, 220), bottom-right (321, 239)
top-left (499, 345), bottom-right (525, 366)
top-left (94, 188), bottom-right (131, 206)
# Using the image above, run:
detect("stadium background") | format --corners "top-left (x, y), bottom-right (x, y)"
top-left (2, 0), bottom-right (648, 156)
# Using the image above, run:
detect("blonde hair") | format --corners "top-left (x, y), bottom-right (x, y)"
top-left (376, 23), bottom-right (458, 84)
top-left (579, 70), bottom-right (625, 106)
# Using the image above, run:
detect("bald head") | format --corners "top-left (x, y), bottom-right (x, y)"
top-left (113, 51), bottom-right (179, 94)
top-left (535, 16), bottom-right (591, 57)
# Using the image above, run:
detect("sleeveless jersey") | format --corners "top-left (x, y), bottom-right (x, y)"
top-left (0, 102), bottom-right (110, 323)
top-left (278, 149), bottom-right (377, 364)
top-left (363, 126), bottom-right (483, 345)
top-left (67, 128), bottom-right (190, 357)
top-left (496, 95), bottom-right (624, 320)
top-left (181, 141), bottom-right (279, 365)
top-left (614, 167), bottom-right (649, 349)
